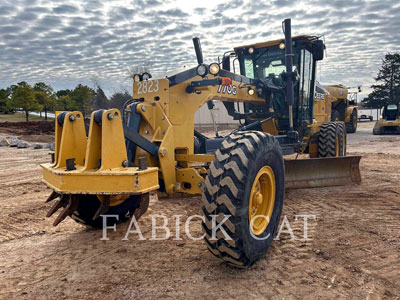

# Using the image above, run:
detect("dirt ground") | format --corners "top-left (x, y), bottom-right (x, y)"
top-left (0, 121), bottom-right (400, 300)
top-left (0, 121), bottom-right (54, 143)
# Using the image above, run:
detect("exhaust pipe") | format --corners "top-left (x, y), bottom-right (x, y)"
top-left (283, 18), bottom-right (295, 131)
top-left (192, 37), bottom-right (204, 65)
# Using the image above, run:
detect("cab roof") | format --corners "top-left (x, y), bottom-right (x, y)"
top-left (234, 35), bottom-right (319, 51)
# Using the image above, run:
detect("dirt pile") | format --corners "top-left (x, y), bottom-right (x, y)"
top-left (0, 121), bottom-right (54, 136)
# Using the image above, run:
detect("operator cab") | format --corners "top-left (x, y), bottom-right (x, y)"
top-left (225, 35), bottom-right (324, 135)
top-left (383, 104), bottom-right (399, 121)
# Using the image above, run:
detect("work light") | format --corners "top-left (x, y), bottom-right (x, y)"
top-left (142, 72), bottom-right (152, 80)
top-left (209, 63), bottom-right (220, 75)
top-left (196, 64), bottom-right (208, 77)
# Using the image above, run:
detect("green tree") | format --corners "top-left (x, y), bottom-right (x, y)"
top-left (11, 82), bottom-right (42, 121)
top-left (34, 82), bottom-right (55, 120)
top-left (363, 53), bottom-right (400, 108)
top-left (70, 84), bottom-right (94, 117)
top-left (55, 95), bottom-right (76, 111)
top-left (91, 85), bottom-right (109, 110)
top-left (56, 89), bottom-right (72, 98)
top-left (0, 88), bottom-right (13, 113)
top-left (109, 91), bottom-right (132, 111)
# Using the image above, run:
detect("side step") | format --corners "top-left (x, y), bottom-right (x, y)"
top-left (284, 156), bottom-right (361, 189)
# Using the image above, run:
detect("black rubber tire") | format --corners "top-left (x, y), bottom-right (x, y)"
top-left (346, 110), bottom-right (357, 133)
top-left (318, 122), bottom-right (341, 157)
top-left (336, 121), bottom-right (346, 156)
top-left (201, 131), bottom-right (285, 267)
top-left (331, 110), bottom-right (341, 122)
top-left (71, 195), bottom-right (141, 228)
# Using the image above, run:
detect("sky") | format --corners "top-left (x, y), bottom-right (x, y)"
top-left (0, 0), bottom-right (399, 98)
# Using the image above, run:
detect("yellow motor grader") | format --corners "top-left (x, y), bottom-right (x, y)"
top-left (324, 84), bottom-right (358, 133)
top-left (42, 19), bottom-right (361, 267)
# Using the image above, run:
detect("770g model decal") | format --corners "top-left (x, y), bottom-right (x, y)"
top-left (218, 85), bottom-right (237, 95)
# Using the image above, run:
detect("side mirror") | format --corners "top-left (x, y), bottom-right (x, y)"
top-left (312, 40), bottom-right (324, 61)
top-left (222, 55), bottom-right (230, 71)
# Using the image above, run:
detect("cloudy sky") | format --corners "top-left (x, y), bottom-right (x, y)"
top-left (0, 0), bottom-right (399, 97)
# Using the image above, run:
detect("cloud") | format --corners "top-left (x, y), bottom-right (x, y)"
top-left (53, 4), bottom-right (79, 14)
top-left (0, 0), bottom-right (399, 95)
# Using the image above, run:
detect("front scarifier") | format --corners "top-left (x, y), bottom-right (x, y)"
top-left (41, 109), bottom-right (159, 227)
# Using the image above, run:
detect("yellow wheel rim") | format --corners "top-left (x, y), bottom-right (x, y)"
top-left (248, 166), bottom-right (276, 236)
top-left (97, 195), bottom-right (129, 207)
top-left (342, 133), bottom-right (346, 156)
top-left (335, 135), bottom-right (340, 156)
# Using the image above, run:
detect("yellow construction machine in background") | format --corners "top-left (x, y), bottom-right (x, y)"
top-left (373, 104), bottom-right (400, 135)
top-left (323, 84), bottom-right (358, 133)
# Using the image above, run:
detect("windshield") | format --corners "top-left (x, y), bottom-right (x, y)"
top-left (241, 46), bottom-right (298, 84)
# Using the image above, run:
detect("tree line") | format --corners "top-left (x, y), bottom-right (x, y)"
top-left (362, 53), bottom-right (400, 108)
top-left (0, 81), bottom-right (132, 121)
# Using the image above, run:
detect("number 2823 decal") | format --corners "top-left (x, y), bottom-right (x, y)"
top-left (136, 80), bottom-right (159, 94)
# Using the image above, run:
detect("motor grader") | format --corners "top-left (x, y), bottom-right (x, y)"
top-left (324, 84), bottom-right (358, 133)
top-left (42, 19), bottom-right (361, 267)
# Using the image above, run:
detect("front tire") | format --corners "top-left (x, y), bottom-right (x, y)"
top-left (318, 122), bottom-right (344, 157)
top-left (201, 131), bottom-right (285, 267)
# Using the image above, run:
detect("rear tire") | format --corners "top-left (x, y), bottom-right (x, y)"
top-left (201, 131), bottom-right (285, 267)
top-left (346, 110), bottom-right (357, 133)
top-left (318, 122), bottom-right (343, 157)
top-left (71, 195), bottom-right (140, 228)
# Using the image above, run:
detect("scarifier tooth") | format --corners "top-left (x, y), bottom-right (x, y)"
top-left (45, 191), bottom-right (59, 203)
top-left (93, 195), bottom-right (110, 220)
top-left (46, 195), bottom-right (67, 218)
top-left (53, 196), bottom-right (79, 226)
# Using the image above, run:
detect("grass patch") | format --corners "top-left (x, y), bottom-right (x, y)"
top-left (0, 112), bottom-right (54, 122)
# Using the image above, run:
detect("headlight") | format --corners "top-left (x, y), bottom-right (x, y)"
top-left (279, 42), bottom-right (285, 50)
top-left (209, 63), bottom-right (220, 75)
top-left (248, 47), bottom-right (254, 54)
top-left (133, 74), bottom-right (142, 82)
top-left (142, 72), bottom-right (152, 80)
top-left (196, 64), bottom-right (208, 77)
top-left (248, 87), bottom-right (255, 96)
